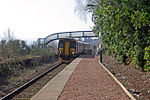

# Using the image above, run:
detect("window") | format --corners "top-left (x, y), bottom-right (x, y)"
top-left (59, 41), bottom-right (64, 48)
top-left (70, 41), bottom-right (76, 48)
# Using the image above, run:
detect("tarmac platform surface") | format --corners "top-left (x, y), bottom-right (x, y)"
top-left (31, 55), bottom-right (131, 100)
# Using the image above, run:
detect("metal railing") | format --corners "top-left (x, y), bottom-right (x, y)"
top-left (37, 31), bottom-right (98, 45)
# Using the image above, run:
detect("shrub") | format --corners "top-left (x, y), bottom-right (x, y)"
top-left (144, 46), bottom-right (150, 71)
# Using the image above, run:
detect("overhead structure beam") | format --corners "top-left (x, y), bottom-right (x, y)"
top-left (37, 31), bottom-right (98, 45)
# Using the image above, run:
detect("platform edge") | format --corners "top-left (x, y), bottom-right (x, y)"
top-left (98, 57), bottom-right (136, 100)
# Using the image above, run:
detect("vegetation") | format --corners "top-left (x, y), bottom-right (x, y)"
top-left (0, 29), bottom-right (57, 59)
top-left (76, 0), bottom-right (150, 71)
top-left (0, 29), bottom-right (58, 77)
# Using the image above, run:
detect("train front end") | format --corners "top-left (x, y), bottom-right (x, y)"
top-left (58, 39), bottom-right (76, 63)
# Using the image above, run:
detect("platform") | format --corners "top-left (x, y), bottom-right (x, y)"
top-left (31, 55), bottom-right (131, 100)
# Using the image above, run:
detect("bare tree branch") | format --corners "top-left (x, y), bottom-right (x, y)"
top-left (74, 0), bottom-right (99, 21)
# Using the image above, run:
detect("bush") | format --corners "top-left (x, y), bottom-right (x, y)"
top-left (144, 46), bottom-right (150, 71)
top-left (89, 0), bottom-right (150, 70)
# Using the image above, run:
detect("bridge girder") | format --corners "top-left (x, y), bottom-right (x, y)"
top-left (37, 31), bottom-right (98, 45)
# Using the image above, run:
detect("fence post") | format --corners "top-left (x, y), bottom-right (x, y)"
top-left (99, 48), bottom-right (102, 63)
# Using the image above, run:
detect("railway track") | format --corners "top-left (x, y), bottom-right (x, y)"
top-left (1, 62), bottom-right (68, 100)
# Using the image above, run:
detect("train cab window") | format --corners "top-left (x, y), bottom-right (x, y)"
top-left (70, 42), bottom-right (76, 48)
top-left (59, 41), bottom-right (64, 48)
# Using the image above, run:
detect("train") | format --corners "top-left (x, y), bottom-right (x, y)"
top-left (58, 38), bottom-right (90, 63)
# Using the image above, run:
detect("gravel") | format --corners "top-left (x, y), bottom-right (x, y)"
top-left (102, 54), bottom-right (150, 100)
top-left (58, 55), bottom-right (130, 100)
top-left (0, 61), bottom-right (61, 99)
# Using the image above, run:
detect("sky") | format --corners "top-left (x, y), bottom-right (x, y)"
top-left (0, 0), bottom-right (93, 44)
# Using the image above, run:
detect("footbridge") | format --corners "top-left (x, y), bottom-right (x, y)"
top-left (37, 31), bottom-right (98, 45)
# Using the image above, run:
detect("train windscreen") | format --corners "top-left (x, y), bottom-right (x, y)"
top-left (59, 40), bottom-right (64, 48)
top-left (70, 41), bottom-right (76, 48)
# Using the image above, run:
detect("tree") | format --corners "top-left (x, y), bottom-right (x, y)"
top-left (0, 28), bottom-right (30, 58)
top-left (3, 28), bottom-right (15, 41)
top-left (75, 0), bottom-right (150, 70)
top-left (75, 0), bottom-right (99, 21)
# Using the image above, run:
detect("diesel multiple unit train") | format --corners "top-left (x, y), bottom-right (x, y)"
top-left (58, 38), bottom-right (90, 63)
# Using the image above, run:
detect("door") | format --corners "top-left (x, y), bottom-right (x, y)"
top-left (65, 41), bottom-right (69, 55)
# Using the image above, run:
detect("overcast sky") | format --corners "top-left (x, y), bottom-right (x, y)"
top-left (0, 0), bottom-right (93, 43)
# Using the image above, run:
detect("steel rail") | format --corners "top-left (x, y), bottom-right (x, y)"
top-left (0, 62), bottom-right (63, 100)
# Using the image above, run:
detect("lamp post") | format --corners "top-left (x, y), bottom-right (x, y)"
top-left (99, 32), bottom-right (102, 63)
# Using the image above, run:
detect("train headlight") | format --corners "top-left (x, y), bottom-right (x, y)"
top-left (59, 51), bottom-right (62, 55)
top-left (72, 52), bottom-right (75, 56)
